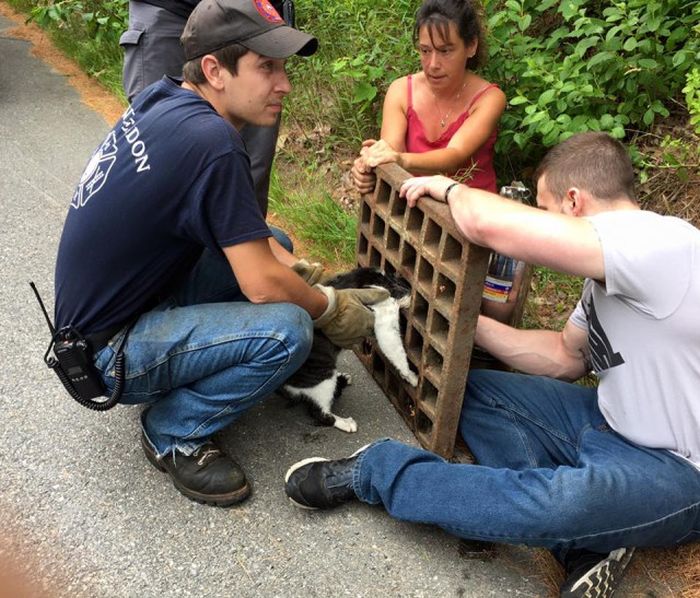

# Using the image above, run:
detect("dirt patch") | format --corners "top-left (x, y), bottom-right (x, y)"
top-left (636, 115), bottom-right (700, 228)
top-left (0, 1), bottom-right (126, 126)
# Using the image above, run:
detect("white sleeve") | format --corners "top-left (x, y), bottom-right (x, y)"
top-left (589, 212), bottom-right (693, 319)
top-left (568, 279), bottom-right (592, 331)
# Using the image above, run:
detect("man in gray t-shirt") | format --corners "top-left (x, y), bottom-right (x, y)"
top-left (569, 210), bottom-right (700, 469)
top-left (284, 132), bottom-right (700, 598)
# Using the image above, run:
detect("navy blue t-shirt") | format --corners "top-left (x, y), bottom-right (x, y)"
top-left (55, 77), bottom-right (271, 334)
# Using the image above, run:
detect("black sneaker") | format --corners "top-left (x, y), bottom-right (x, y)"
top-left (141, 433), bottom-right (251, 507)
top-left (284, 445), bottom-right (368, 510)
top-left (560, 547), bottom-right (635, 597)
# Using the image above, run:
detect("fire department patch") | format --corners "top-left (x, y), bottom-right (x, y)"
top-left (253, 0), bottom-right (283, 23)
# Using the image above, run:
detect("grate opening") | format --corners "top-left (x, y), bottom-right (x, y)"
top-left (391, 193), bottom-right (407, 218)
top-left (431, 310), bottom-right (450, 346)
top-left (358, 233), bottom-right (368, 257)
top-left (361, 201), bottom-right (371, 225)
top-left (369, 246), bottom-right (382, 268)
top-left (417, 258), bottom-right (434, 296)
top-left (372, 215), bottom-right (386, 239)
top-left (407, 327), bottom-right (424, 363)
top-left (406, 208), bottom-right (424, 236)
top-left (387, 226), bottom-right (400, 259)
top-left (376, 181), bottom-right (390, 207)
top-left (424, 218), bottom-right (441, 258)
top-left (443, 233), bottom-right (463, 263)
top-left (435, 274), bottom-right (456, 313)
top-left (422, 379), bottom-right (438, 408)
top-left (372, 351), bottom-right (386, 379)
top-left (425, 346), bottom-right (443, 376)
top-left (416, 410), bottom-right (433, 435)
top-left (413, 292), bottom-right (429, 328)
top-left (401, 243), bottom-right (417, 273)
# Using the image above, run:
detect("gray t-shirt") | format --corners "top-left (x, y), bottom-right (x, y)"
top-left (569, 210), bottom-right (700, 468)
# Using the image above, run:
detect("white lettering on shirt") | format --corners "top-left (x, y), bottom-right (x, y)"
top-left (121, 106), bottom-right (151, 173)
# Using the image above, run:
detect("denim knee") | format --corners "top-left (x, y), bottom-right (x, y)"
top-left (274, 303), bottom-right (313, 366)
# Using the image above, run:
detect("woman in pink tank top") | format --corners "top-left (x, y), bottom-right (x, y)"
top-left (352, 0), bottom-right (505, 194)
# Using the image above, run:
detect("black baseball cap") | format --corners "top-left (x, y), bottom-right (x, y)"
top-left (181, 0), bottom-right (318, 61)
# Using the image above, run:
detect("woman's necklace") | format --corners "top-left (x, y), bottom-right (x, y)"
top-left (434, 80), bottom-right (467, 128)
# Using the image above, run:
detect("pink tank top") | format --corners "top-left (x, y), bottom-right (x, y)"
top-left (405, 74), bottom-right (499, 193)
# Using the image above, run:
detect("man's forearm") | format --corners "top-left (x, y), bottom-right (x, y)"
top-left (268, 235), bottom-right (297, 266)
top-left (475, 316), bottom-right (588, 381)
top-left (248, 262), bottom-right (327, 318)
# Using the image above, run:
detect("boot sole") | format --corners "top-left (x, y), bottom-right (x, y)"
top-left (141, 435), bottom-right (251, 507)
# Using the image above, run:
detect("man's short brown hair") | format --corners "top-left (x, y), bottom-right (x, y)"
top-left (533, 132), bottom-right (637, 202)
top-left (182, 43), bottom-right (249, 84)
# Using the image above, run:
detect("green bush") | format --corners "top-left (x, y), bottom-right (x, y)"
top-left (18, 0), bottom-right (128, 96)
top-left (29, 0), bottom-right (127, 46)
top-left (486, 0), bottom-right (700, 173)
top-left (683, 67), bottom-right (700, 135)
top-left (22, 0), bottom-right (700, 179)
top-left (291, 0), bottom-right (420, 145)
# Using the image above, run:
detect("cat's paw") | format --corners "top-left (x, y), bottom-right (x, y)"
top-left (338, 373), bottom-right (352, 386)
top-left (333, 415), bottom-right (358, 433)
top-left (403, 371), bottom-right (419, 387)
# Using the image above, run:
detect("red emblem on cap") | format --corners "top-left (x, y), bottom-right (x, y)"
top-left (254, 0), bottom-right (283, 23)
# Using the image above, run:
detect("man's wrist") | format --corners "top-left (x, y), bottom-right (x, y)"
top-left (443, 182), bottom-right (460, 203)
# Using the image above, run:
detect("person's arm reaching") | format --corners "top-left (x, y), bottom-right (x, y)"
top-left (400, 175), bottom-right (605, 281)
top-left (350, 77), bottom-right (409, 194)
top-left (223, 239), bottom-right (389, 348)
top-left (475, 315), bottom-right (590, 381)
top-left (225, 238), bottom-right (327, 316)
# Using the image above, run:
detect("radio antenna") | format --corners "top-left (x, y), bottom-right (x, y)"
top-left (29, 281), bottom-right (56, 336)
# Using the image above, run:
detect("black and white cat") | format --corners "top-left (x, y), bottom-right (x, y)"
top-left (280, 267), bottom-right (418, 433)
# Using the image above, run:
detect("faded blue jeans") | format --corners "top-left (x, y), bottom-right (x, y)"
top-left (94, 230), bottom-right (313, 456)
top-left (354, 369), bottom-right (700, 559)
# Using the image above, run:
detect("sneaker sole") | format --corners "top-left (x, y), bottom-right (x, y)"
top-left (142, 436), bottom-right (251, 507)
top-left (564, 547), bottom-right (635, 598)
top-left (284, 444), bottom-right (370, 510)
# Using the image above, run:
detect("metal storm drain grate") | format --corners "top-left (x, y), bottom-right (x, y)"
top-left (355, 163), bottom-right (490, 458)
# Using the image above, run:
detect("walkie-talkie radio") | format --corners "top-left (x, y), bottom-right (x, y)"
top-left (30, 282), bottom-right (126, 411)
top-left (53, 328), bottom-right (105, 399)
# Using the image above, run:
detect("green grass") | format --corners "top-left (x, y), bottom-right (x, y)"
top-left (268, 167), bottom-right (358, 266)
top-left (522, 266), bottom-right (584, 331)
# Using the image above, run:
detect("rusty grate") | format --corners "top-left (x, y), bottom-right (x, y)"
top-left (355, 163), bottom-right (490, 458)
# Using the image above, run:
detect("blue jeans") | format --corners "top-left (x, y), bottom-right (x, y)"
top-left (94, 230), bottom-right (313, 457)
top-left (354, 369), bottom-right (700, 559)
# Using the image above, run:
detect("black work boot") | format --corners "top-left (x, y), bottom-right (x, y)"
top-left (141, 433), bottom-right (251, 507)
top-left (284, 445), bottom-right (368, 510)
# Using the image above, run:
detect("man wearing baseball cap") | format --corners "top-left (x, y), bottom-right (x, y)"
top-left (53, 0), bottom-right (387, 507)
top-left (121, 0), bottom-right (298, 218)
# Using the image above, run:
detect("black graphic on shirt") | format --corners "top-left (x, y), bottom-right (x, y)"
top-left (585, 296), bottom-right (625, 373)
